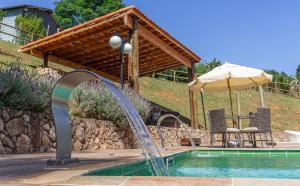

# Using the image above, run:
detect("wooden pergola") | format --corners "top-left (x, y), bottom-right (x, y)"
top-left (20, 6), bottom-right (201, 128)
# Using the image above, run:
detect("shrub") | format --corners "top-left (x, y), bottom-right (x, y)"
top-left (0, 63), bottom-right (151, 124)
top-left (69, 81), bottom-right (151, 125)
top-left (0, 63), bottom-right (57, 111)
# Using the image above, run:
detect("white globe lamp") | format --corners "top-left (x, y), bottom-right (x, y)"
top-left (123, 42), bottom-right (132, 54)
top-left (109, 35), bottom-right (122, 49)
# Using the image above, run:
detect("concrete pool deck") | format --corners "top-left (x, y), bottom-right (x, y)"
top-left (1, 145), bottom-right (300, 186)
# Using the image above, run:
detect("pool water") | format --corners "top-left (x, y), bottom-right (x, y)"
top-left (85, 150), bottom-right (300, 179)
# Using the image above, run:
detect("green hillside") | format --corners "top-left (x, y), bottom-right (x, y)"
top-left (1, 40), bottom-right (299, 131)
top-left (0, 40), bottom-right (72, 72)
top-left (140, 77), bottom-right (300, 132)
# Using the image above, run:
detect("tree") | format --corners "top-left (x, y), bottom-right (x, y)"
top-left (265, 69), bottom-right (293, 90)
top-left (0, 10), bottom-right (5, 33)
top-left (53, 0), bottom-right (125, 29)
top-left (195, 58), bottom-right (221, 75)
top-left (15, 14), bottom-right (46, 44)
top-left (0, 9), bottom-right (5, 21)
top-left (296, 64), bottom-right (300, 80)
top-left (155, 59), bottom-right (222, 83)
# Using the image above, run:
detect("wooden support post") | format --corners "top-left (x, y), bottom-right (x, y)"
top-left (173, 70), bottom-right (176, 83)
top-left (46, 24), bottom-right (50, 36)
top-left (188, 63), bottom-right (198, 129)
top-left (259, 85), bottom-right (265, 108)
top-left (236, 91), bottom-right (241, 127)
top-left (30, 33), bottom-right (34, 42)
top-left (43, 52), bottom-right (49, 67)
top-left (128, 17), bottom-right (139, 94)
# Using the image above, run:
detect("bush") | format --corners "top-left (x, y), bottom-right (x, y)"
top-left (0, 63), bottom-right (57, 112)
top-left (0, 63), bottom-right (151, 124)
top-left (69, 81), bottom-right (151, 125)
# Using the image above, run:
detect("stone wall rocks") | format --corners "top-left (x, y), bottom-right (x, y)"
top-left (0, 107), bottom-right (53, 154)
top-left (0, 118), bottom-right (4, 132)
top-left (16, 134), bottom-right (31, 153)
top-left (0, 107), bottom-right (289, 154)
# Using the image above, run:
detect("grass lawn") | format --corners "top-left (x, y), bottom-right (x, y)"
top-left (0, 40), bottom-right (72, 72)
top-left (140, 77), bottom-right (300, 131)
top-left (1, 40), bottom-right (299, 131)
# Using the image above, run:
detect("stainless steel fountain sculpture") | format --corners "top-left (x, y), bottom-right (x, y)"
top-left (47, 69), bottom-right (168, 176)
top-left (157, 114), bottom-right (196, 149)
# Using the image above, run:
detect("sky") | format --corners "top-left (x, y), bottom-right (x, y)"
top-left (1, 0), bottom-right (299, 76)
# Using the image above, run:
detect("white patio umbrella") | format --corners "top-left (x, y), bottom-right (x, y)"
top-left (188, 62), bottom-right (272, 92)
top-left (188, 62), bottom-right (273, 127)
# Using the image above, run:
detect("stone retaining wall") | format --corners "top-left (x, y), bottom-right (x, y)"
top-left (0, 107), bottom-right (55, 154)
top-left (0, 107), bottom-right (288, 154)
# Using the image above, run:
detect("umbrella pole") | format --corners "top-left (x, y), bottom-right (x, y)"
top-left (200, 90), bottom-right (207, 130)
top-left (236, 91), bottom-right (241, 127)
top-left (258, 85), bottom-right (265, 108)
top-left (227, 79), bottom-right (235, 127)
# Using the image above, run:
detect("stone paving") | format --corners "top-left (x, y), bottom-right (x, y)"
top-left (0, 146), bottom-right (300, 186)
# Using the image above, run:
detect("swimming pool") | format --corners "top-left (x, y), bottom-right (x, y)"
top-left (85, 150), bottom-right (300, 179)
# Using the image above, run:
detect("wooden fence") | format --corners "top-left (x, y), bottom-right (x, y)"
top-left (152, 70), bottom-right (300, 98)
top-left (0, 22), bottom-right (44, 45)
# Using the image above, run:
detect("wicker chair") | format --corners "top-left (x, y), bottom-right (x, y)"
top-left (209, 109), bottom-right (240, 148)
top-left (240, 112), bottom-right (262, 147)
top-left (257, 108), bottom-right (274, 147)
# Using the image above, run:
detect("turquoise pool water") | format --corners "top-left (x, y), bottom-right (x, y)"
top-left (86, 150), bottom-right (300, 179)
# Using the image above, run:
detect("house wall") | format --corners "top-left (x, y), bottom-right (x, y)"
top-left (0, 8), bottom-right (22, 42)
top-left (0, 7), bottom-right (58, 43)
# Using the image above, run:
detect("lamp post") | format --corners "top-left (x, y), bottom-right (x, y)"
top-left (109, 34), bottom-right (132, 89)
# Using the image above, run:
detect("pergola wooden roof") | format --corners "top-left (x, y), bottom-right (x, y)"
top-left (20, 6), bottom-right (201, 129)
top-left (20, 6), bottom-right (201, 82)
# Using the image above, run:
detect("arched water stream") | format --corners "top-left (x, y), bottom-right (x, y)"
top-left (50, 69), bottom-right (168, 176)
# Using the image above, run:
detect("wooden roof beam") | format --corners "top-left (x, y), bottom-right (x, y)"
top-left (88, 48), bottom-right (166, 68)
top-left (127, 9), bottom-right (200, 62)
top-left (30, 49), bottom-right (119, 82)
top-left (21, 13), bottom-right (127, 52)
top-left (50, 27), bottom-right (129, 57)
top-left (83, 40), bottom-right (156, 64)
top-left (102, 55), bottom-right (176, 75)
top-left (43, 24), bottom-right (127, 52)
top-left (95, 52), bottom-right (172, 73)
top-left (136, 24), bottom-right (191, 68)
top-left (124, 14), bottom-right (193, 67)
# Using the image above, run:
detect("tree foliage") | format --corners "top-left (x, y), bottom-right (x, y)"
top-left (15, 14), bottom-right (46, 44)
top-left (155, 59), bottom-right (222, 83)
top-left (195, 58), bottom-right (221, 75)
top-left (296, 64), bottom-right (300, 80)
top-left (265, 70), bottom-right (293, 83)
top-left (265, 69), bottom-right (294, 90)
top-left (0, 9), bottom-right (5, 21)
top-left (0, 10), bottom-right (5, 33)
top-left (54, 0), bottom-right (125, 29)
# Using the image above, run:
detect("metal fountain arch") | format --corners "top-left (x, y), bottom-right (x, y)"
top-left (157, 114), bottom-right (196, 149)
top-left (49, 69), bottom-right (168, 176)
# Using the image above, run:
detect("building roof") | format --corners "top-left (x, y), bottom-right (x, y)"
top-left (0, 4), bottom-right (53, 14)
top-left (20, 6), bottom-right (201, 81)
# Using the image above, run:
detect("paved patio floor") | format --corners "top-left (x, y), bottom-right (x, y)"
top-left (0, 145), bottom-right (300, 186)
